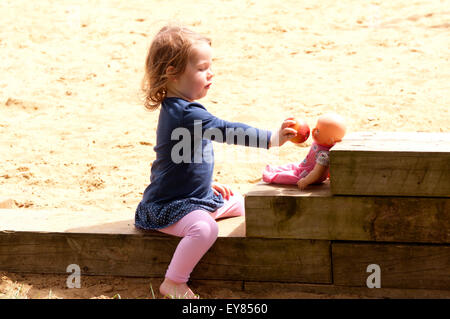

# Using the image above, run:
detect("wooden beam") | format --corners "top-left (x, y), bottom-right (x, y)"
top-left (0, 210), bottom-right (331, 284)
top-left (0, 209), bottom-right (245, 237)
top-left (243, 281), bottom-right (450, 299)
top-left (332, 242), bottom-right (450, 290)
top-left (192, 238), bottom-right (330, 283)
top-left (245, 182), bottom-right (450, 243)
top-left (330, 132), bottom-right (450, 197)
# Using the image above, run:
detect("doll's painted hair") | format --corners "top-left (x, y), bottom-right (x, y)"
top-left (142, 25), bottom-right (211, 110)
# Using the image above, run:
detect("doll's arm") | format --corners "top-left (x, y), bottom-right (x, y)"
top-left (297, 163), bottom-right (327, 190)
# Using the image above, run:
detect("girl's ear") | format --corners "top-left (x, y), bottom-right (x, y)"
top-left (166, 66), bottom-right (177, 81)
top-left (312, 127), bottom-right (319, 138)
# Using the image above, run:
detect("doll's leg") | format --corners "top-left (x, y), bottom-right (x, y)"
top-left (210, 192), bottom-right (245, 220)
top-left (264, 163), bottom-right (299, 173)
top-left (262, 163), bottom-right (300, 184)
top-left (158, 210), bottom-right (219, 298)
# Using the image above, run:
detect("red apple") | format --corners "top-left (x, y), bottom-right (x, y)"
top-left (290, 118), bottom-right (310, 144)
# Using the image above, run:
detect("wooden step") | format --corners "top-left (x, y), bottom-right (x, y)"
top-left (0, 209), bottom-right (330, 284)
top-left (332, 242), bottom-right (450, 290)
top-left (245, 181), bottom-right (450, 243)
top-left (242, 281), bottom-right (450, 299)
top-left (329, 132), bottom-right (450, 197)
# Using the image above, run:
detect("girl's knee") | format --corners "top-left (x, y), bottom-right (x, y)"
top-left (188, 218), bottom-right (219, 243)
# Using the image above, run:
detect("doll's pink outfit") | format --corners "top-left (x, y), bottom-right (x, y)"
top-left (262, 142), bottom-right (331, 184)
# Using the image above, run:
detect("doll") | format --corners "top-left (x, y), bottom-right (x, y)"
top-left (262, 113), bottom-right (346, 190)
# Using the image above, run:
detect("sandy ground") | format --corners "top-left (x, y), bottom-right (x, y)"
top-left (0, 0), bottom-right (449, 298)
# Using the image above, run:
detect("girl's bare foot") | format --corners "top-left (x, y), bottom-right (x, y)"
top-left (159, 278), bottom-right (199, 299)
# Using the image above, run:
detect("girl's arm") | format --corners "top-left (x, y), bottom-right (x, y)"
top-left (297, 163), bottom-right (327, 190)
top-left (182, 103), bottom-right (296, 149)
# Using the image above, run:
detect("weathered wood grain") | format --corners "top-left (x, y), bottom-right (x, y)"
top-left (330, 132), bottom-right (450, 197)
top-left (0, 232), bottom-right (330, 283)
top-left (245, 182), bottom-right (450, 243)
top-left (192, 238), bottom-right (330, 283)
top-left (332, 242), bottom-right (450, 290)
top-left (0, 209), bottom-right (245, 237)
top-left (0, 210), bottom-right (331, 283)
top-left (243, 281), bottom-right (450, 298)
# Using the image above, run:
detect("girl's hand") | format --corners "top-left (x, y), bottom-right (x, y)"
top-left (269, 118), bottom-right (298, 147)
top-left (212, 181), bottom-right (233, 200)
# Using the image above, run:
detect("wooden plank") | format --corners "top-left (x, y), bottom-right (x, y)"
top-left (332, 242), bottom-right (450, 290)
top-left (243, 281), bottom-right (450, 299)
top-left (192, 238), bottom-right (330, 283)
top-left (0, 209), bottom-right (244, 237)
top-left (330, 132), bottom-right (450, 197)
top-left (0, 232), bottom-right (330, 283)
top-left (245, 182), bottom-right (450, 243)
top-left (0, 210), bottom-right (330, 283)
top-left (332, 131), bottom-right (450, 152)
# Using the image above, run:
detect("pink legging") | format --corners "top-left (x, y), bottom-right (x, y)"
top-left (158, 193), bottom-right (245, 283)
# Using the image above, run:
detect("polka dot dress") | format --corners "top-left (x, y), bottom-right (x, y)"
top-left (135, 190), bottom-right (224, 230)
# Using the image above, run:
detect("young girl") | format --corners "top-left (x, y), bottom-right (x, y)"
top-left (135, 25), bottom-right (297, 299)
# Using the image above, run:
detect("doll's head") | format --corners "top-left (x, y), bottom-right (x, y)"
top-left (312, 113), bottom-right (346, 147)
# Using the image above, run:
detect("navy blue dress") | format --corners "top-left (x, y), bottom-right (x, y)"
top-left (135, 97), bottom-right (272, 230)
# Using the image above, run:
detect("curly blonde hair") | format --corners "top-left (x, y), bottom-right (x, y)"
top-left (142, 25), bottom-right (211, 111)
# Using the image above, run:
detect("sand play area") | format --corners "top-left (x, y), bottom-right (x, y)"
top-left (1, 0), bottom-right (449, 298)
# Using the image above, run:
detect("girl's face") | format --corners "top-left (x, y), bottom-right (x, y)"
top-left (168, 41), bottom-right (214, 101)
